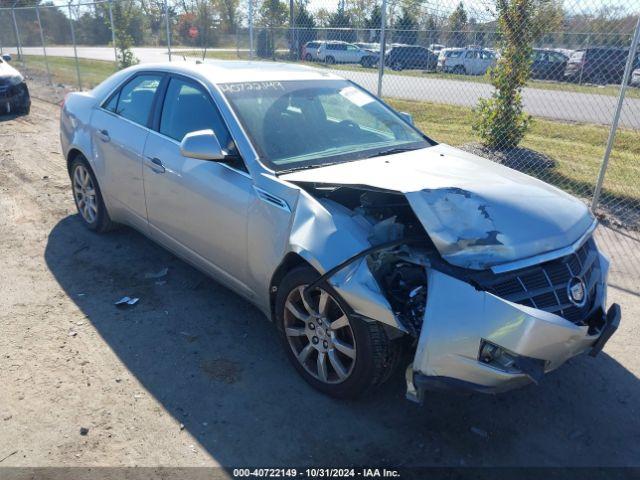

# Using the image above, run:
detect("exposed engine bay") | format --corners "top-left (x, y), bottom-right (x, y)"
top-left (294, 183), bottom-right (437, 337)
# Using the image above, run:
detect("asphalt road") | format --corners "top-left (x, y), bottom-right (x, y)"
top-left (7, 46), bottom-right (640, 129)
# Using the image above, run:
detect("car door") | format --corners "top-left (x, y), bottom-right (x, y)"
top-left (463, 50), bottom-right (479, 74)
top-left (345, 44), bottom-right (360, 63)
top-left (91, 73), bottom-right (164, 232)
top-left (142, 75), bottom-right (255, 295)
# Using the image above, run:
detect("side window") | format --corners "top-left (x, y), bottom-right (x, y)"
top-left (115, 74), bottom-right (162, 126)
top-left (160, 77), bottom-right (236, 154)
top-left (103, 91), bottom-right (119, 112)
top-left (347, 44), bottom-right (357, 51)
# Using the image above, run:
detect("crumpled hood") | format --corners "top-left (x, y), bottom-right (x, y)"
top-left (281, 143), bottom-right (594, 270)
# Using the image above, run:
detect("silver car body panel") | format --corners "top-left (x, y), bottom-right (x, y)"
top-left (59, 61), bottom-right (615, 398)
top-left (280, 143), bottom-right (595, 270)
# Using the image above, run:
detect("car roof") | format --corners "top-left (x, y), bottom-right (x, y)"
top-left (123, 60), bottom-right (344, 85)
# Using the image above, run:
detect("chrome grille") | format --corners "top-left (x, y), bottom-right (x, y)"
top-left (486, 238), bottom-right (601, 325)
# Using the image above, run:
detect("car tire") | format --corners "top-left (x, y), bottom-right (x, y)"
top-left (276, 265), bottom-right (402, 399)
top-left (360, 57), bottom-right (370, 68)
top-left (69, 155), bottom-right (117, 233)
top-left (304, 53), bottom-right (312, 61)
top-left (325, 56), bottom-right (335, 65)
top-left (452, 65), bottom-right (466, 75)
top-left (391, 61), bottom-right (404, 71)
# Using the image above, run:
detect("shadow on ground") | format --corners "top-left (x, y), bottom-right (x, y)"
top-left (44, 214), bottom-right (640, 467)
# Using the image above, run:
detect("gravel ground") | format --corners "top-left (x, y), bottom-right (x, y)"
top-left (0, 99), bottom-right (639, 471)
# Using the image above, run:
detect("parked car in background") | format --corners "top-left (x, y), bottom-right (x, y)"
top-left (0, 54), bottom-right (31, 115)
top-left (317, 41), bottom-right (371, 65)
top-left (354, 42), bottom-right (380, 53)
top-left (302, 41), bottom-right (323, 61)
top-left (564, 47), bottom-right (634, 85)
top-left (354, 43), bottom-right (381, 68)
top-left (385, 45), bottom-right (437, 71)
top-left (60, 61), bottom-right (621, 402)
top-left (437, 47), bottom-right (496, 75)
top-left (531, 48), bottom-right (568, 81)
top-left (631, 67), bottom-right (640, 87)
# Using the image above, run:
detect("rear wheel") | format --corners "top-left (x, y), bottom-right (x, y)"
top-left (304, 53), bottom-right (312, 61)
top-left (325, 56), bottom-right (335, 65)
top-left (391, 60), bottom-right (404, 71)
top-left (276, 266), bottom-right (402, 399)
top-left (70, 156), bottom-right (117, 233)
top-left (452, 65), bottom-right (466, 75)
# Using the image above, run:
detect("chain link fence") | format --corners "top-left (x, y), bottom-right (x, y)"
top-left (1, 0), bottom-right (639, 291)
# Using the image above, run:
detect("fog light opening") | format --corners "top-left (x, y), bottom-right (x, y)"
top-left (479, 339), bottom-right (547, 384)
top-left (479, 340), bottom-right (516, 371)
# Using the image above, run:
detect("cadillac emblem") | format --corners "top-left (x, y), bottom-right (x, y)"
top-left (567, 277), bottom-right (587, 307)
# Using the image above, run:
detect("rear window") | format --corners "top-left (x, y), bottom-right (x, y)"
top-left (307, 42), bottom-right (319, 49)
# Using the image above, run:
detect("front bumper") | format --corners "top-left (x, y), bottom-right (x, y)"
top-left (406, 258), bottom-right (619, 402)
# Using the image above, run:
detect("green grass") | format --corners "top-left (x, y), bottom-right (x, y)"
top-left (21, 55), bottom-right (117, 89)
top-left (386, 98), bottom-right (640, 204)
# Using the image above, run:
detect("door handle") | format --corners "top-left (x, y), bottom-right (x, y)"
top-left (146, 156), bottom-right (165, 174)
top-left (97, 129), bottom-right (110, 142)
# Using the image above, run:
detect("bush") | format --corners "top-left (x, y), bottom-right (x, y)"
top-left (473, 0), bottom-right (534, 149)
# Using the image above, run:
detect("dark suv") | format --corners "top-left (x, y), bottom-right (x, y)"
top-left (385, 46), bottom-right (437, 71)
top-left (564, 47), bottom-right (637, 85)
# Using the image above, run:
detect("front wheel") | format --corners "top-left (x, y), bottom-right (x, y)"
top-left (325, 56), bottom-right (335, 65)
top-left (276, 266), bottom-right (402, 399)
top-left (70, 156), bottom-right (117, 233)
top-left (304, 53), bottom-right (312, 61)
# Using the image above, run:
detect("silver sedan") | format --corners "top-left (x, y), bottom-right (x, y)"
top-left (60, 61), bottom-right (620, 402)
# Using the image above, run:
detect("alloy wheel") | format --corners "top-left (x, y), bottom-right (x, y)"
top-left (283, 285), bottom-right (356, 384)
top-left (73, 164), bottom-right (98, 224)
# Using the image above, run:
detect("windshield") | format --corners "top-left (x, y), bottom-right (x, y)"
top-left (219, 80), bottom-right (432, 172)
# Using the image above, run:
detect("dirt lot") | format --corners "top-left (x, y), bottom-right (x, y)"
top-left (1, 99), bottom-right (639, 471)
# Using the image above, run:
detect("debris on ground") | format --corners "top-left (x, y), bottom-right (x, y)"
top-left (79, 427), bottom-right (89, 436)
top-left (145, 267), bottom-right (168, 280)
top-left (470, 427), bottom-right (489, 438)
top-left (114, 296), bottom-right (139, 308)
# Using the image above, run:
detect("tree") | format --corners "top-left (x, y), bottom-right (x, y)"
top-left (423, 15), bottom-right (439, 46)
top-left (393, 8), bottom-right (418, 45)
top-left (473, 0), bottom-right (535, 149)
top-left (448, 2), bottom-right (468, 47)
top-left (364, 5), bottom-right (382, 42)
top-left (258, 0), bottom-right (288, 58)
top-left (327, 4), bottom-right (355, 42)
top-left (294, 2), bottom-right (317, 57)
top-left (532, 0), bottom-right (564, 46)
top-left (107, 0), bottom-right (140, 68)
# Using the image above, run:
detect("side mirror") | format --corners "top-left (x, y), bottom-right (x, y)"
top-left (2, 54), bottom-right (11, 62)
top-left (399, 111), bottom-right (414, 125)
top-left (180, 129), bottom-right (225, 161)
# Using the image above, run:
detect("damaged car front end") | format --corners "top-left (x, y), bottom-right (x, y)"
top-left (0, 55), bottom-right (31, 116)
top-left (277, 146), bottom-right (620, 402)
